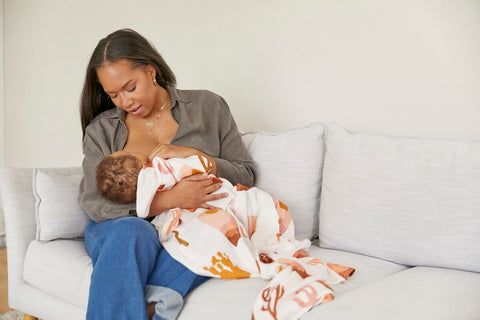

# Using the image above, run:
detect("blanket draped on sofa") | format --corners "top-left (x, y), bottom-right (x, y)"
top-left (137, 155), bottom-right (355, 320)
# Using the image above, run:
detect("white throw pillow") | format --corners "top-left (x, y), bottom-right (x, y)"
top-left (33, 169), bottom-right (90, 241)
top-left (319, 124), bottom-right (480, 272)
top-left (242, 123), bottom-right (325, 240)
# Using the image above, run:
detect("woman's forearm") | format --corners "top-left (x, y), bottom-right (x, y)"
top-left (146, 173), bottom-right (225, 217)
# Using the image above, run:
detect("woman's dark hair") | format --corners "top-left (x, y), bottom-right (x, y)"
top-left (80, 28), bottom-right (176, 135)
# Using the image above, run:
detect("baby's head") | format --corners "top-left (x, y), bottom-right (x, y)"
top-left (96, 150), bottom-right (148, 204)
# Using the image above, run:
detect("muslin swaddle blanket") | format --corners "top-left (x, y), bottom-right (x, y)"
top-left (137, 155), bottom-right (355, 320)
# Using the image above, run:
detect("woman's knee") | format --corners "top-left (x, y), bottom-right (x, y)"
top-left (110, 216), bottom-right (153, 232)
top-left (87, 217), bottom-right (161, 267)
top-left (93, 217), bottom-right (160, 252)
top-left (111, 217), bottom-right (159, 240)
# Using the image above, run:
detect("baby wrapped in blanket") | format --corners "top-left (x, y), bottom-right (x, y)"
top-left (96, 151), bottom-right (355, 320)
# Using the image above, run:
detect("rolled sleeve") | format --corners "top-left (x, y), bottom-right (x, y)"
top-left (214, 97), bottom-right (256, 186)
top-left (79, 119), bottom-right (135, 222)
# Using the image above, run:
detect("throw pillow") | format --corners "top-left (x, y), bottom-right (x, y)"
top-left (33, 169), bottom-right (90, 241)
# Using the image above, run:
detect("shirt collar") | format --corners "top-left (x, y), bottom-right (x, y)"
top-left (167, 86), bottom-right (191, 108)
top-left (103, 105), bottom-right (125, 120)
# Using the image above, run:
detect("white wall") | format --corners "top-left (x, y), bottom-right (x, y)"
top-left (0, 0), bottom-right (5, 246)
top-left (4, 0), bottom-right (480, 168)
top-left (0, 0), bottom-right (3, 166)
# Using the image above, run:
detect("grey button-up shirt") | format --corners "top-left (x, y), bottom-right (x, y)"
top-left (79, 87), bottom-right (256, 222)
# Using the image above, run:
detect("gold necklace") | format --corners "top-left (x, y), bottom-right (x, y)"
top-left (145, 91), bottom-right (169, 135)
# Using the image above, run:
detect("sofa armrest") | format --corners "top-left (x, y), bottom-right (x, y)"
top-left (0, 167), bottom-right (37, 309)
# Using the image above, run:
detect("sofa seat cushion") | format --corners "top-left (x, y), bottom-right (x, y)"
top-left (23, 240), bottom-right (92, 310)
top-left (307, 246), bottom-right (408, 296)
top-left (179, 246), bottom-right (407, 319)
top-left (301, 267), bottom-right (480, 320)
top-left (22, 241), bottom-right (408, 319)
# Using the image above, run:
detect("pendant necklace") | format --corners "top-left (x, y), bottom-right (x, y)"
top-left (145, 91), bottom-right (169, 135)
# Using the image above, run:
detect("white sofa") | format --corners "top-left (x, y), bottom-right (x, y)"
top-left (2, 123), bottom-right (480, 320)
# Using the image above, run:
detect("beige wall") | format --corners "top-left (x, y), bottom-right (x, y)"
top-left (3, 0), bottom-right (480, 168)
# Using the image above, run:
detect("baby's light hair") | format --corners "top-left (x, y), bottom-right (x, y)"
top-left (96, 152), bottom-right (144, 204)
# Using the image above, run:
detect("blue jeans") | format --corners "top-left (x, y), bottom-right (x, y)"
top-left (84, 217), bottom-right (209, 320)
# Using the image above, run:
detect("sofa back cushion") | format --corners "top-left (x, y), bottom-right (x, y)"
top-left (7, 123), bottom-right (326, 243)
top-left (319, 124), bottom-right (480, 272)
top-left (242, 123), bottom-right (325, 240)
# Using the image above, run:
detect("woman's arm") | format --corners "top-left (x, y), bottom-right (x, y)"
top-left (147, 174), bottom-right (225, 217)
top-left (79, 125), bottom-right (135, 222)
top-left (213, 96), bottom-right (256, 187)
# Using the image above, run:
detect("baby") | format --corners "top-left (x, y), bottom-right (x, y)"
top-left (95, 150), bottom-right (225, 215)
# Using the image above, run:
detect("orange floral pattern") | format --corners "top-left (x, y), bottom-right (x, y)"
top-left (203, 252), bottom-right (251, 279)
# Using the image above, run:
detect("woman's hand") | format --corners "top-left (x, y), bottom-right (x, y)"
top-left (148, 174), bottom-right (226, 216)
top-left (171, 174), bottom-right (226, 209)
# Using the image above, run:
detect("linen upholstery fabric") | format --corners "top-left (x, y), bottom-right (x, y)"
top-left (305, 246), bottom-right (407, 296)
top-left (2, 125), bottom-right (480, 320)
top-left (301, 267), bottom-right (480, 320)
top-left (21, 242), bottom-right (405, 320)
top-left (241, 123), bottom-right (325, 240)
top-left (0, 167), bottom-right (86, 320)
top-left (178, 246), bottom-right (407, 319)
top-left (33, 168), bottom-right (90, 241)
top-left (319, 124), bottom-right (480, 272)
top-left (23, 240), bottom-right (92, 310)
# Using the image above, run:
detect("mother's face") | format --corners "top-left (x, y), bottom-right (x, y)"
top-left (97, 59), bottom-right (158, 118)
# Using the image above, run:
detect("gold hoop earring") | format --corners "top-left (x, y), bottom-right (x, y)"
top-left (153, 78), bottom-right (158, 86)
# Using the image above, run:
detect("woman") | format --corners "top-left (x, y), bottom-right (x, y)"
top-left (79, 28), bottom-right (256, 320)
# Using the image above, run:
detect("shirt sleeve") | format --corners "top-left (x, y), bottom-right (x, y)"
top-left (78, 122), bottom-right (136, 222)
top-left (214, 96), bottom-right (257, 187)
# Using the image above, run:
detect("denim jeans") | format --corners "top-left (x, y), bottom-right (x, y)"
top-left (84, 216), bottom-right (209, 320)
